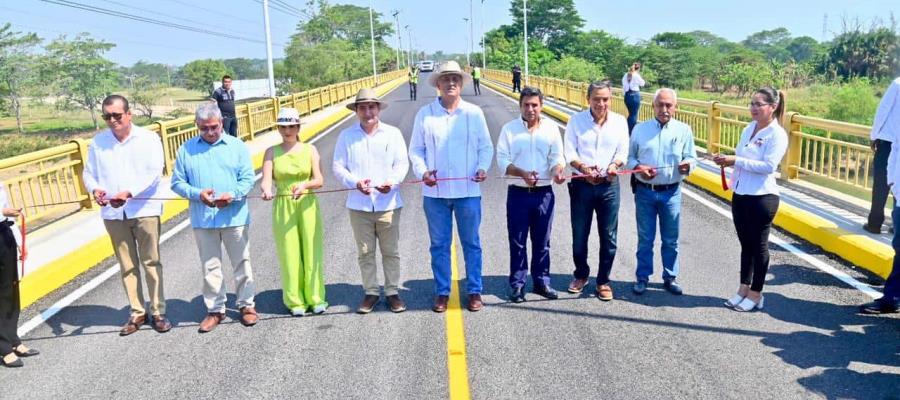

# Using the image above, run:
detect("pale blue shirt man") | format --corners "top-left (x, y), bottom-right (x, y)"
top-left (626, 88), bottom-right (696, 295)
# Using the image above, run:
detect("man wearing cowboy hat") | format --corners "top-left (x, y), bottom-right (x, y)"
top-left (333, 89), bottom-right (410, 314)
top-left (409, 60), bottom-right (494, 313)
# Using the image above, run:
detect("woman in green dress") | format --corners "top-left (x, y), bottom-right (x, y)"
top-left (261, 108), bottom-right (328, 316)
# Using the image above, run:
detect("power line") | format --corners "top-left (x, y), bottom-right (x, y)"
top-left (160, 0), bottom-right (260, 26)
top-left (96, 0), bottom-right (260, 38)
top-left (38, 0), bottom-right (284, 47)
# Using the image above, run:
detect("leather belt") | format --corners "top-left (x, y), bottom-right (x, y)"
top-left (635, 180), bottom-right (680, 192)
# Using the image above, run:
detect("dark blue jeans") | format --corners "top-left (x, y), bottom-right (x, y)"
top-left (223, 117), bottom-right (238, 137)
top-left (506, 186), bottom-right (555, 289)
top-left (868, 139), bottom-right (892, 228)
top-left (569, 179), bottom-right (620, 285)
top-left (882, 206), bottom-right (900, 306)
top-left (624, 91), bottom-right (641, 134)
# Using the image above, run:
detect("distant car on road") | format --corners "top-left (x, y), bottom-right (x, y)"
top-left (419, 60), bottom-right (435, 72)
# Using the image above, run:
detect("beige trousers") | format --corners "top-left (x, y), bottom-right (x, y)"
top-left (348, 208), bottom-right (402, 296)
top-left (103, 216), bottom-right (165, 317)
top-left (192, 226), bottom-right (255, 313)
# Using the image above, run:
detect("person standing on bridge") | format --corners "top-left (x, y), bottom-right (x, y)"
top-left (0, 183), bottom-right (39, 368)
top-left (171, 103), bottom-right (258, 333)
top-left (622, 62), bottom-right (645, 134)
top-left (471, 64), bottom-right (482, 95)
top-left (83, 94), bottom-right (172, 336)
top-left (714, 87), bottom-right (788, 312)
top-left (261, 108), bottom-right (328, 317)
top-left (863, 77), bottom-right (900, 234)
top-left (408, 65), bottom-right (419, 101)
top-left (496, 87), bottom-right (567, 303)
top-left (333, 89), bottom-right (409, 314)
top-left (512, 64), bottom-right (522, 93)
top-left (409, 60), bottom-right (494, 313)
top-left (212, 75), bottom-right (238, 137)
top-left (563, 80), bottom-right (630, 300)
top-left (627, 88), bottom-right (696, 296)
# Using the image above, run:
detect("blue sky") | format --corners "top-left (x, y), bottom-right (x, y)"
top-left (2, 0), bottom-right (897, 66)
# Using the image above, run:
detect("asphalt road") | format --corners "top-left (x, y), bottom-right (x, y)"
top-left (2, 76), bottom-right (898, 399)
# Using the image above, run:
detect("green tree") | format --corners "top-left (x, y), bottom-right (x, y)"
top-left (565, 30), bottom-right (633, 79)
top-left (130, 76), bottom-right (163, 119)
top-left (0, 23), bottom-right (41, 134)
top-left (180, 59), bottom-right (229, 96)
top-left (651, 32), bottom-right (697, 49)
top-left (719, 63), bottom-right (774, 96)
top-left (44, 33), bottom-right (119, 129)
top-left (223, 58), bottom-right (267, 79)
top-left (820, 27), bottom-right (899, 79)
top-left (295, 0), bottom-right (393, 47)
top-left (125, 60), bottom-right (172, 86)
top-left (786, 36), bottom-right (822, 62)
top-left (508, 0), bottom-right (584, 55)
top-left (544, 56), bottom-right (603, 82)
top-left (742, 27), bottom-right (792, 61)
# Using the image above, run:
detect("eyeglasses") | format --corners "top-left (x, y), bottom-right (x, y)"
top-left (749, 102), bottom-right (772, 108)
top-left (198, 125), bottom-right (220, 133)
top-left (101, 112), bottom-right (125, 121)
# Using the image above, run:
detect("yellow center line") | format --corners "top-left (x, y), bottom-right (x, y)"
top-left (446, 234), bottom-right (471, 400)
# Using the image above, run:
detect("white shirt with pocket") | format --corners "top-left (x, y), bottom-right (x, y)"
top-left (496, 117), bottom-right (565, 188)
top-left (731, 120), bottom-right (789, 196)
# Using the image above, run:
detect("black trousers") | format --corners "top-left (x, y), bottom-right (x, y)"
top-left (222, 117), bottom-right (238, 137)
top-left (868, 139), bottom-right (892, 228)
top-left (512, 78), bottom-right (521, 93)
top-left (732, 194), bottom-right (779, 292)
top-left (409, 82), bottom-right (417, 100)
top-left (0, 224), bottom-right (21, 356)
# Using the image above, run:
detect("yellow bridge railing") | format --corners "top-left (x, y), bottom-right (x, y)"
top-left (1, 69), bottom-right (407, 224)
top-left (484, 69), bottom-right (875, 196)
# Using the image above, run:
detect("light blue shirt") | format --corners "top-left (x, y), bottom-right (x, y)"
top-left (627, 118), bottom-right (697, 185)
top-left (171, 134), bottom-right (255, 229)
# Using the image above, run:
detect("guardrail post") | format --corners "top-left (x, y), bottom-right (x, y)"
top-left (781, 111), bottom-right (801, 179)
top-left (157, 121), bottom-right (174, 176)
top-left (246, 103), bottom-right (255, 136)
top-left (69, 138), bottom-right (93, 210)
top-left (708, 101), bottom-right (721, 154)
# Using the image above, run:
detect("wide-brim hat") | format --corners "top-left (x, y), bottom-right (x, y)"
top-left (346, 88), bottom-right (389, 111)
top-left (275, 107), bottom-right (301, 126)
top-left (428, 60), bottom-right (472, 88)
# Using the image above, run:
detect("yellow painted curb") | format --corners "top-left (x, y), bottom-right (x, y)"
top-left (446, 235), bottom-right (471, 400)
top-left (485, 78), bottom-right (893, 279)
top-left (18, 77), bottom-right (408, 309)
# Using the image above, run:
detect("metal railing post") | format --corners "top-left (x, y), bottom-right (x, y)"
top-left (781, 111), bottom-right (802, 179)
top-left (157, 121), bottom-right (174, 176)
top-left (708, 101), bottom-right (721, 154)
top-left (69, 138), bottom-right (93, 210)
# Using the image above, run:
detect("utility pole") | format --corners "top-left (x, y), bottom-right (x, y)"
top-left (463, 18), bottom-right (470, 66)
top-left (469, 0), bottom-right (474, 67)
top-left (481, 0), bottom-right (486, 69)
top-left (262, 0), bottom-right (276, 96)
top-left (369, 0), bottom-right (378, 83)
top-left (392, 10), bottom-right (402, 68)
top-left (523, 0), bottom-right (528, 85)
top-left (406, 25), bottom-right (413, 65)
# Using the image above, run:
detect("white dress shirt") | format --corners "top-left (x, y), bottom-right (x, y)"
top-left (409, 98), bottom-right (494, 199)
top-left (564, 109), bottom-right (630, 172)
top-left (731, 120), bottom-right (789, 196)
top-left (871, 77), bottom-right (900, 143)
top-left (622, 72), bottom-right (645, 92)
top-left (332, 122), bottom-right (409, 212)
top-left (496, 117), bottom-right (565, 187)
top-left (0, 183), bottom-right (22, 247)
top-left (83, 124), bottom-right (164, 220)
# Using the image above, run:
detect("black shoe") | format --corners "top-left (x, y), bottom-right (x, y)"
top-left (663, 279), bottom-right (684, 295)
top-left (862, 223), bottom-right (882, 234)
top-left (532, 285), bottom-right (559, 300)
top-left (633, 280), bottom-right (648, 295)
top-left (509, 287), bottom-right (526, 303)
top-left (859, 300), bottom-right (899, 314)
top-left (1, 354), bottom-right (23, 368)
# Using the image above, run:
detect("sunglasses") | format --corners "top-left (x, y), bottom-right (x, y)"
top-left (101, 112), bottom-right (125, 121)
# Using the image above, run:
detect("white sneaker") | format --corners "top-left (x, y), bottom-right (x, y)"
top-left (291, 308), bottom-right (307, 317)
top-left (312, 304), bottom-right (327, 314)
top-left (733, 296), bottom-right (764, 312)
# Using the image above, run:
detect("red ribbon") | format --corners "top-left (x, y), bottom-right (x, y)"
top-left (720, 167), bottom-right (729, 191)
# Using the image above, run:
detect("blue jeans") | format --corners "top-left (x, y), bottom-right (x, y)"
top-left (569, 179), bottom-right (620, 285)
top-left (423, 196), bottom-right (483, 296)
top-left (223, 117), bottom-right (238, 137)
top-left (634, 184), bottom-right (682, 282)
top-left (882, 206), bottom-right (900, 305)
top-left (506, 186), bottom-right (555, 289)
top-left (624, 91), bottom-right (641, 134)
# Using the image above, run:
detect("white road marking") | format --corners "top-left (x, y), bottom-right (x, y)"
top-left (19, 114), bottom-right (356, 337)
top-left (484, 82), bottom-right (883, 300)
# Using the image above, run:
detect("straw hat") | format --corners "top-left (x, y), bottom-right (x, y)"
top-left (428, 60), bottom-right (472, 87)
top-left (275, 108), bottom-right (301, 126)
top-left (346, 88), bottom-right (389, 111)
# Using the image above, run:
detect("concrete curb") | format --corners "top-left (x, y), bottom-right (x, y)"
top-left (19, 77), bottom-right (408, 308)
top-left (481, 78), bottom-right (893, 279)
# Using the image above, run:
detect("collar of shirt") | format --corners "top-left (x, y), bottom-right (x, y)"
top-left (630, 119), bottom-right (694, 185)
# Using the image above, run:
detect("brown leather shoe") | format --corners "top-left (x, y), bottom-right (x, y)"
top-left (596, 284), bottom-right (613, 301)
top-left (119, 315), bottom-right (146, 336)
top-left (239, 307), bottom-right (259, 327)
top-left (568, 278), bottom-right (589, 294)
top-left (357, 295), bottom-right (380, 314)
top-left (467, 294), bottom-right (484, 312)
top-left (151, 314), bottom-right (173, 333)
top-left (198, 312), bottom-right (225, 333)
top-left (432, 295), bottom-right (449, 313)
top-left (387, 294), bottom-right (407, 313)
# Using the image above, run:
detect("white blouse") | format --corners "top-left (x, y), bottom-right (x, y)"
top-left (731, 120), bottom-right (789, 196)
